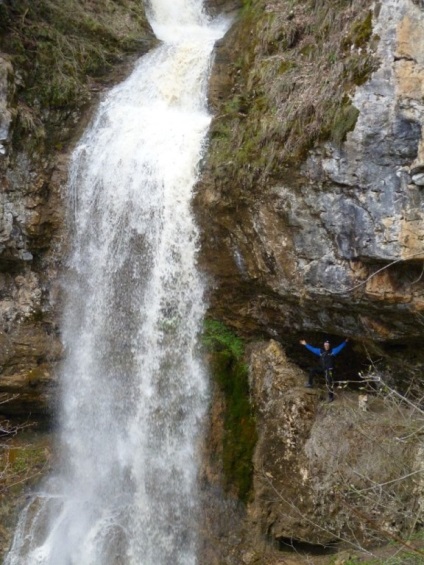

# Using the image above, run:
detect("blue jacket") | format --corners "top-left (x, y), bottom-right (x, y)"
top-left (304, 341), bottom-right (347, 370)
top-left (304, 341), bottom-right (347, 357)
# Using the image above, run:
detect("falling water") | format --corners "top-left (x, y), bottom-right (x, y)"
top-left (6, 1), bottom-right (229, 563)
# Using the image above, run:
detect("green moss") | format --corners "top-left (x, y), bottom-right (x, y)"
top-left (222, 94), bottom-right (251, 116)
top-left (203, 320), bottom-right (257, 503)
top-left (7, 447), bottom-right (37, 473)
top-left (342, 11), bottom-right (374, 54)
top-left (1, 432), bottom-right (51, 493)
top-left (351, 10), bottom-right (373, 48)
top-left (241, 0), bottom-right (257, 13)
top-left (1, 0), bottom-right (146, 109)
top-left (210, 121), bottom-right (232, 140)
top-left (300, 44), bottom-right (315, 57)
top-left (278, 61), bottom-right (297, 74)
top-left (330, 102), bottom-right (360, 145)
top-left (203, 320), bottom-right (245, 360)
top-left (0, 429), bottom-right (51, 565)
top-left (349, 56), bottom-right (377, 87)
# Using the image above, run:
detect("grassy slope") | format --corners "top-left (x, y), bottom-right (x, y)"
top-left (208, 0), bottom-right (379, 194)
top-left (0, 0), bottom-right (154, 148)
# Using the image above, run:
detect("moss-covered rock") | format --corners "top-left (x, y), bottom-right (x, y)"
top-left (203, 319), bottom-right (257, 503)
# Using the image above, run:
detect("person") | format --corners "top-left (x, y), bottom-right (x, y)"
top-left (299, 338), bottom-right (349, 402)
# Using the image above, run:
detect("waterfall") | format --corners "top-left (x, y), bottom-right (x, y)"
top-left (6, 2), bottom-right (229, 564)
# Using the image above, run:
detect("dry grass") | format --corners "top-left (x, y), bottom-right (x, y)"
top-left (208, 0), bottom-right (379, 191)
top-left (248, 384), bottom-right (424, 565)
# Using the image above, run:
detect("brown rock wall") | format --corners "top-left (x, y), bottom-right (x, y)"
top-left (248, 340), bottom-right (423, 548)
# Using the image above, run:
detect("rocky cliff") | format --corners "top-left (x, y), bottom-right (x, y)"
top-left (0, 0), bottom-right (154, 417)
top-left (198, 0), bottom-right (424, 560)
top-left (198, 0), bottom-right (424, 383)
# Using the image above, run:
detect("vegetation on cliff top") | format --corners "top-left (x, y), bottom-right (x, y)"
top-left (0, 0), bottom-right (153, 147)
top-left (208, 0), bottom-right (379, 190)
top-left (203, 319), bottom-right (257, 503)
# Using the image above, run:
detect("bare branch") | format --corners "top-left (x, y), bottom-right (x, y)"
top-left (327, 251), bottom-right (424, 295)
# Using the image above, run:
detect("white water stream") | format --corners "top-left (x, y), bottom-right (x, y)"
top-left (6, 2), bottom-right (228, 563)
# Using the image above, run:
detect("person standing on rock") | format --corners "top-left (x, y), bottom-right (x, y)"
top-left (299, 338), bottom-right (349, 402)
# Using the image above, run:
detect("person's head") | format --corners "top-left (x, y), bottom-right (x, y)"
top-left (323, 340), bottom-right (330, 350)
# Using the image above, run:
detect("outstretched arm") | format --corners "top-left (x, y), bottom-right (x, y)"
top-left (332, 339), bottom-right (348, 356)
top-left (300, 340), bottom-right (321, 356)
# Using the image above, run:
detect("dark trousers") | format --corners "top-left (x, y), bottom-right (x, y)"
top-left (308, 367), bottom-right (335, 400)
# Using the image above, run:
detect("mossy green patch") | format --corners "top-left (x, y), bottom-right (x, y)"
top-left (203, 320), bottom-right (245, 360)
top-left (330, 101), bottom-right (360, 145)
top-left (6, 445), bottom-right (45, 475)
top-left (0, 431), bottom-right (51, 498)
top-left (203, 320), bottom-right (257, 503)
top-left (278, 60), bottom-right (296, 74)
top-left (0, 430), bottom-right (52, 562)
top-left (351, 10), bottom-right (373, 49)
top-left (2, 0), bottom-right (149, 107)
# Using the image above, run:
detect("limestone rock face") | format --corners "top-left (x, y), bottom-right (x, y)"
top-left (196, 2), bottom-right (424, 551)
top-left (197, 0), bottom-right (424, 379)
top-left (303, 0), bottom-right (424, 269)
